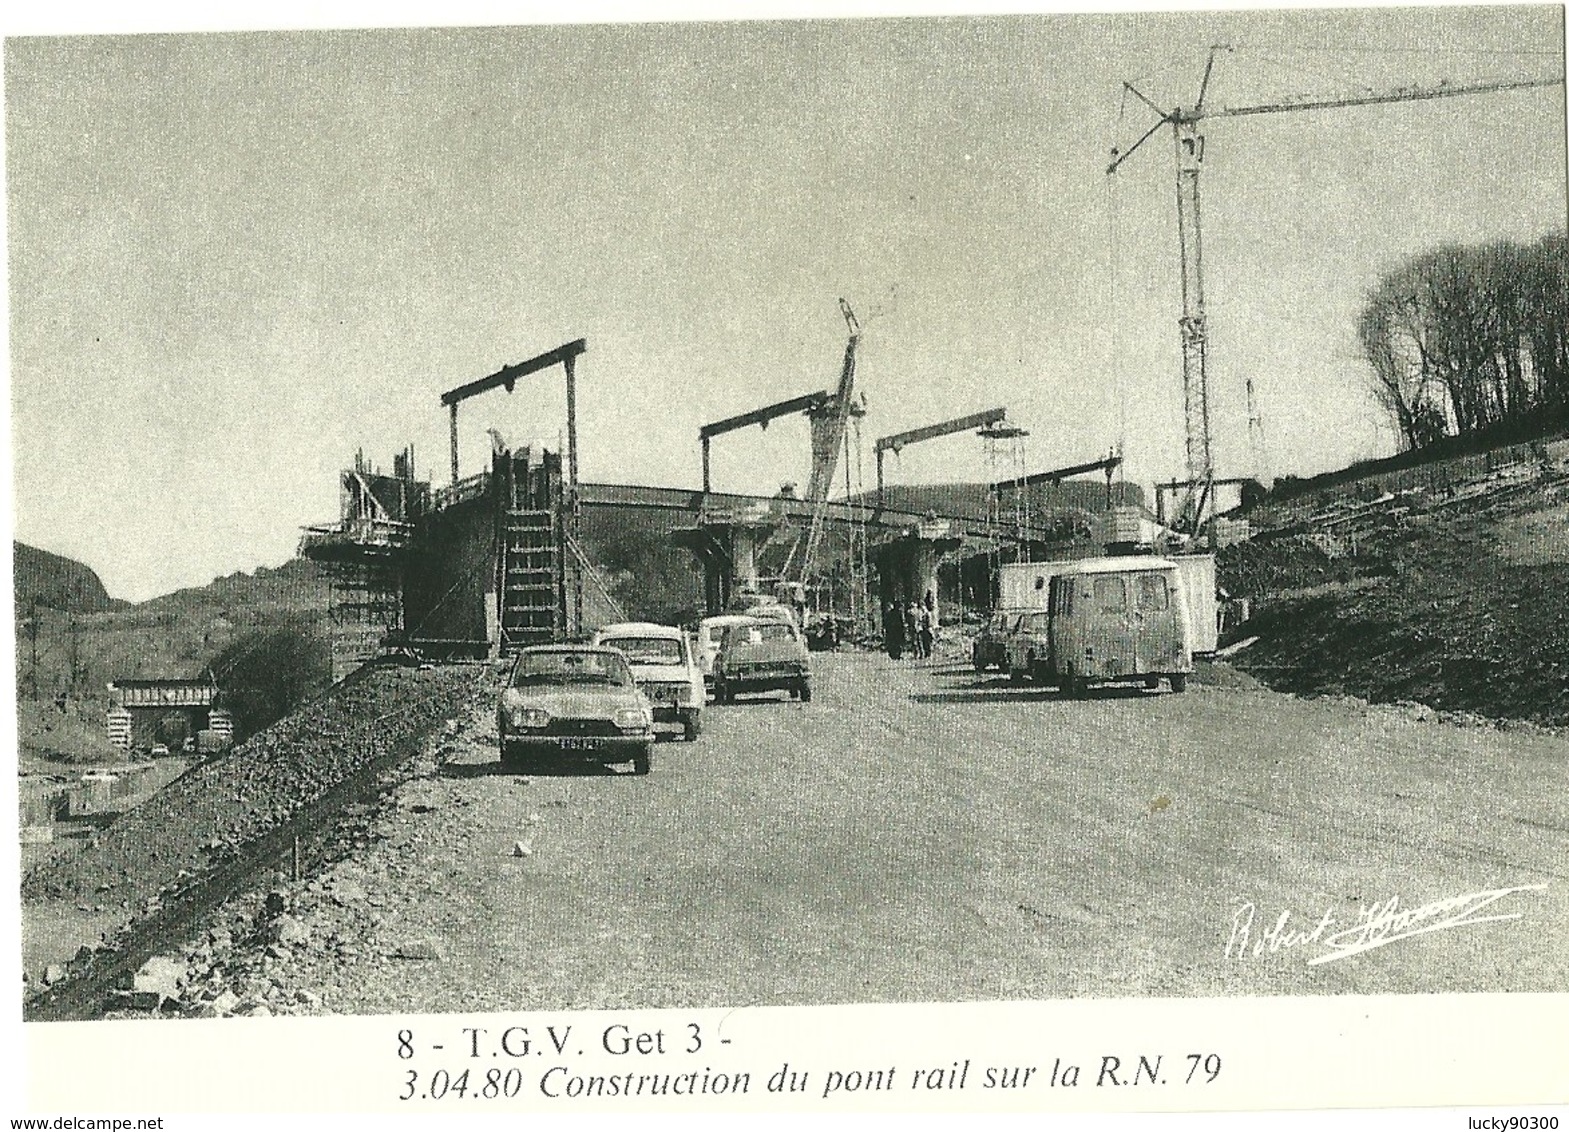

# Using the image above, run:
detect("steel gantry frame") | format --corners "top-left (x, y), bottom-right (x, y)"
top-left (699, 390), bottom-right (832, 494)
top-left (438, 338), bottom-right (589, 634)
top-left (875, 407), bottom-right (1009, 508)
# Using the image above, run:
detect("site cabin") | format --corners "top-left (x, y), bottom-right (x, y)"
top-left (996, 559), bottom-right (1080, 611)
top-left (1046, 557), bottom-right (1194, 696)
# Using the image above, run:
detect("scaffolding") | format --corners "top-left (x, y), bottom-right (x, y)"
top-left (981, 424), bottom-right (1031, 584)
top-left (495, 445), bottom-right (568, 653)
top-left (841, 414), bottom-right (873, 634)
top-left (299, 449), bottom-right (421, 681)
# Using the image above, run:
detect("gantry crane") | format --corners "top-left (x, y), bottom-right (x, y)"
top-left (698, 300), bottom-right (868, 503)
top-left (1107, 44), bottom-right (1563, 535)
top-left (874, 407), bottom-right (1008, 508)
top-left (991, 451), bottom-right (1124, 504)
top-left (699, 390), bottom-right (832, 494)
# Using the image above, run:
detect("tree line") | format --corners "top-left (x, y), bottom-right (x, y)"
top-left (1358, 232), bottom-right (1568, 451)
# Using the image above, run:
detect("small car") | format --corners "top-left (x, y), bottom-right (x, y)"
top-left (712, 617), bottom-right (812, 703)
top-left (497, 646), bottom-right (655, 774)
top-left (1004, 609), bottom-right (1054, 684)
top-left (972, 609), bottom-right (1025, 672)
top-left (694, 613), bottom-right (759, 688)
top-left (591, 621), bottom-right (705, 742)
top-left (804, 612), bottom-right (854, 651)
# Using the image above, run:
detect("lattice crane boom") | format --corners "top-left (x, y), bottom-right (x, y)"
top-left (790, 300), bottom-right (865, 584)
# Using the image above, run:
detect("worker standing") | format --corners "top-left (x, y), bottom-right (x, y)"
top-left (883, 601), bottom-right (904, 660)
top-left (904, 602), bottom-right (923, 659)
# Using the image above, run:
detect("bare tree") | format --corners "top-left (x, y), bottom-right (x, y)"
top-left (1357, 233), bottom-right (1567, 451)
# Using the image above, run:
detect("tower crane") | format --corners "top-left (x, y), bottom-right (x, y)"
top-left (1107, 45), bottom-right (1563, 536)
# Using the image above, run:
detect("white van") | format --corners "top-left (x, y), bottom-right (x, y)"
top-left (1046, 557), bottom-right (1193, 696)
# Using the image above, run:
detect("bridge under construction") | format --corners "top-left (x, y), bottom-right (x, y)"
top-left (299, 334), bottom-right (1138, 678)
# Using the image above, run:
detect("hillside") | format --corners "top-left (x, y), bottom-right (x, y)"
top-left (13, 542), bottom-right (124, 613)
top-left (867, 478), bottom-right (1144, 522)
top-left (1218, 437), bottom-right (1569, 726)
top-left (15, 556), bottom-right (334, 764)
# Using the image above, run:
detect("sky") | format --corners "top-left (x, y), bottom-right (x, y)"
top-left (6, 2), bottom-right (1566, 601)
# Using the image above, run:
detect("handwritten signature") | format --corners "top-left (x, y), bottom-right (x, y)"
top-left (1226, 884), bottom-right (1548, 966)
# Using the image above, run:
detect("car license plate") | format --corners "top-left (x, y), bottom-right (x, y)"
top-left (557, 737), bottom-right (603, 751)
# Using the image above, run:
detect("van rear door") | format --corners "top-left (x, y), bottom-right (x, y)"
top-left (1131, 570), bottom-right (1182, 672)
top-left (1090, 573), bottom-right (1137, 677)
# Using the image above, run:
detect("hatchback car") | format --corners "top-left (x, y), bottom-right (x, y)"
top-left (712, 617), bottom-right (812, 703)
top-left (1004, 609), bottom-right (1055, 684)
top-left (972, 609), bottom-right (1025, 672)
top-left (497, 646), bottom-right (655, 774)
top-left (591, 621), bottom-right (705, 741)
top-left (693, 613), bottom-right (759, 689)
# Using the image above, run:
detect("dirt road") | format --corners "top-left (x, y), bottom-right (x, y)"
top-left (238, 652), bottom-right (1569, 1014)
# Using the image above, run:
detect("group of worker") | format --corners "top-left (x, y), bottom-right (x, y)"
top-left (882, 592), bottom-right (936, 660)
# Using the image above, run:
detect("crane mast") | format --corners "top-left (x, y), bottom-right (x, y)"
top-left (1173, 113), bottom-right (1213, 528)
top-left (1108, 46), bottom-right (1563, 537)
top-left (806, 299), bottom-right (863, 503)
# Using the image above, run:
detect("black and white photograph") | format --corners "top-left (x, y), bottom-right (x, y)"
top-left (7, 0), bottom-right (1568, 1120)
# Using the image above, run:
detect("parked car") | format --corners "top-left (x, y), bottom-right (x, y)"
top-left (804, 612), bottom-right (855, 651)
top-left (591, 621), bottom-right (705, 742)
top-left (712, 617), bottom-right (813, 703)
top-left (972, 609), bottom-right (1025, 672)
top-left (1004, 609), bottom-right (1054, 684)
top-left (743, 599), bottom-right (800, 627)
top-left (497, 645), bottom-right (655, 774)
top-left (694, 613), bottom-right (759, 688)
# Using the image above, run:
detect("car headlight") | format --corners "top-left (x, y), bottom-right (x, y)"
top-left (615, 707), bottom-right (651, 732)
top-left (508, 706), bottom-right (550, 729)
